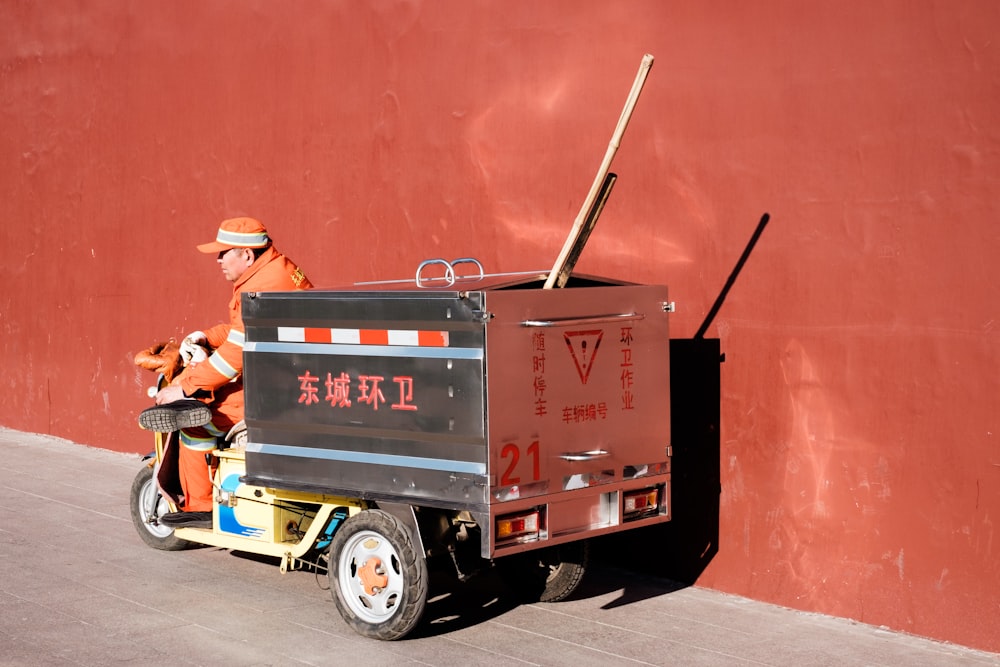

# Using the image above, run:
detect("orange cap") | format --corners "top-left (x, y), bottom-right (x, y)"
top-left (196, 217), bottom-right (271, 253)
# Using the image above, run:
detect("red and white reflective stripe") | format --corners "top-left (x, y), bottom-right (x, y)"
top-left (277, 327), bottom-right (449, 347)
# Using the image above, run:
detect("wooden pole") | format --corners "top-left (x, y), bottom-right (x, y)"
top-left (543, 54), bottom-right (654, 289)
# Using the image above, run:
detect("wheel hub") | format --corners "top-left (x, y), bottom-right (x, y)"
top-left (358, 557), bottom-right (389, 595)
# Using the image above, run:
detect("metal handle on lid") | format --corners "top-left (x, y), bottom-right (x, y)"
top-left (449, 257), bottom-right (485, 282)
top-left (415, 259), bottom-right (456, 288)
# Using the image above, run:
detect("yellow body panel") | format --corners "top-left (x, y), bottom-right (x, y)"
top-left (174, 448), bottom-right (363, 563)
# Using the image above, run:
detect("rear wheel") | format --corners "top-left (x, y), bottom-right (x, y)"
top-left (498, 540), bottom-right (589, 602)
top-left (328, 510), bottom-right (428, 640)
top-left (129, 464), bottom-right (189, 551)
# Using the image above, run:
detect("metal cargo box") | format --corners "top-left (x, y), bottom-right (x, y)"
top-left (241, 274), bottom-right (672, 556)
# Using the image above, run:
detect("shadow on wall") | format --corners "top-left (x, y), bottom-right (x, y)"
top-left (593, 212), bottom-right (770, 586)
top-left (592, 337), bottom-right (723, 586)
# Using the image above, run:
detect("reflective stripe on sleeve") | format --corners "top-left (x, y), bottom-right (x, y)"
top-left (226, 329), bottom-right (245, 348)
top-left (208, 351), bottom-right (239, 380)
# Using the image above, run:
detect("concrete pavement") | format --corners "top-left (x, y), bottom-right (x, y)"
top-left (1, 427), bottom-right (997, 667)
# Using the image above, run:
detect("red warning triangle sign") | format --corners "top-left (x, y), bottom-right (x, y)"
top-left (564, 330), bottom-right (604, 384)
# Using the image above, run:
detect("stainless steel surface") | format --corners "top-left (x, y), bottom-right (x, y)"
top-left (241, 275), bottom-right (671, 557)
top-left (520, 312), bottom-right (644, 327)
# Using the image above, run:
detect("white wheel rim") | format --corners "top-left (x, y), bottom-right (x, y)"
top-left (138, 478), bottom-right (173, 539)
top-left (337, 529), bottom-right (405, 623)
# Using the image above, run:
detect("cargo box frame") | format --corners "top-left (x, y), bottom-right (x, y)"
top-left (240, 274), bottom-right (673, 560)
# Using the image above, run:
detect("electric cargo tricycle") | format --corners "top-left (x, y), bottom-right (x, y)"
top-left (130, 266), bottom-right (674, 640)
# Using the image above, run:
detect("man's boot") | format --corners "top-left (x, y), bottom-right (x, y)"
top-left (138, 400), bottom-right (212, 433)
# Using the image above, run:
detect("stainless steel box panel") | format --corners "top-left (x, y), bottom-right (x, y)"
top-left (481, 285), bottom-right (670, 500)
top-left (242, 289), bottom-right (491, 510)
top-left (240, 277), bottom-right (671, 531)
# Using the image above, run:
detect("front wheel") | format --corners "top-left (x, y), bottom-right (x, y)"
top-left (129, 464), bottom-right (189, 551)
top-left (328, 509), bottom-right (428, 640)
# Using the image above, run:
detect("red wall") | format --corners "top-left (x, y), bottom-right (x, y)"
top-left (2, 1), bottom-right (998, 652)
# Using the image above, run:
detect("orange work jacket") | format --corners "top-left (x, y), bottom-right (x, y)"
top-left (178, 245), bottom-right (312, 400)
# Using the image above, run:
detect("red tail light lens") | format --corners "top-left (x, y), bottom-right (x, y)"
top-left (624, 487), bottom-right (659, 519)
top-left (496, 510), bottom-right (540, 542)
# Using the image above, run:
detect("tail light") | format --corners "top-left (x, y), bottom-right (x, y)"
top-left (623, 487), bottom-right (660, 520)
top-left (496, 509), bottom-right (541, 543)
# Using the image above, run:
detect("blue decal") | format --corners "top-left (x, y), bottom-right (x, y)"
top-left (218, 473), bottom-right (266, 538)
top-left (315, 507), bottom-right (350, 550)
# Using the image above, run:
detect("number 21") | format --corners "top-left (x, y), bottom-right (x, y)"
top-left (500, 440), bottom-right (540, 485)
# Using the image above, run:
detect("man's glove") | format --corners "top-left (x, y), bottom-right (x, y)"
top-left (179, 331), bottom-right (209, 366)
top-left (134, 341), bottom-right (184, 381)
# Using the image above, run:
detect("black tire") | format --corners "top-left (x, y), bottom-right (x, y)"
top-left (498, 540), bottom-right (589, 603)
top-left (328, 510), bottom-right (428, 640)
top-left (129, 464), bottom-right (189, 551)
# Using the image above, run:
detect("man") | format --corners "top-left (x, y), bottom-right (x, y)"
top-left (139, 217), bottom-right (312, 527)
